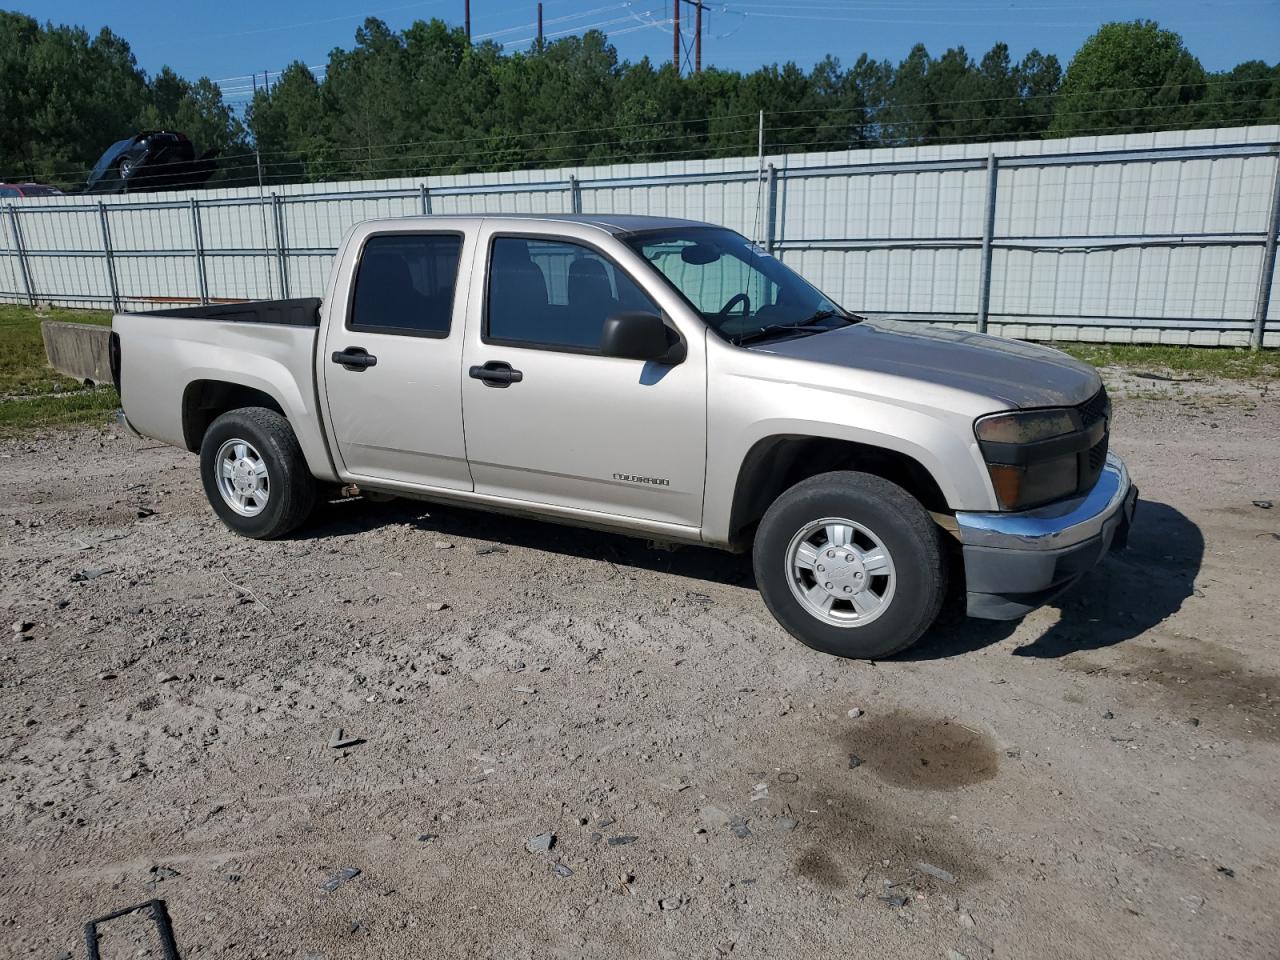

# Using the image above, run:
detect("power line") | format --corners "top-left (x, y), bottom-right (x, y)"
top-left (9, 70), bottom-right (1276, 183)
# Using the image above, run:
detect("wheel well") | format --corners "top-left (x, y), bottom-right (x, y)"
top-left (181, 380), bottom-right (285, 452)
top-left (728, 435), bottom-right (949, 549)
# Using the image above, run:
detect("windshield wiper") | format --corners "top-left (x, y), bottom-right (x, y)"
top-left (733, 309), bottom-right (860, 345)
top-left (733, 323), bottom-right (830, 346)
top-left (798, 308), bottom-right (862, 327)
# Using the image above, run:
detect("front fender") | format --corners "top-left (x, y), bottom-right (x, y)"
top-left (702, 371), bottom-right (1000, 546)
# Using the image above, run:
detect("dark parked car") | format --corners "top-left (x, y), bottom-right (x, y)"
top-left (0, 183), bottom-right (62, 198)
top-left (85, 131), bottom-right (219, 194)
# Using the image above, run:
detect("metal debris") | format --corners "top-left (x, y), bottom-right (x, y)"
top-left (321, 867), bottom-right (361, 892)
top-left (83, 899), bottom-right (180, 960)
top-left (329, 728), bottom-right (364, 749)
top-left (71, 568), bottom-right (114, 582)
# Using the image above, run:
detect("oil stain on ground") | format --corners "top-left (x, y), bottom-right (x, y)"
top-left (844, 710), bottom-right (1000, 791)
top-left (746, 708), bottom-right (1001, 892)
top-left (1067, 639), bottom-right (1280, 742)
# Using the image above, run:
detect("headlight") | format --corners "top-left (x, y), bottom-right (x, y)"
top-left (974, 409), bottom-right (1077, 444)
top-left (975, 408), bottom-right (1093, 510)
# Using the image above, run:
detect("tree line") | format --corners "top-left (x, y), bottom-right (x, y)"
top-left (1, 9), bottom-right (1277, 191)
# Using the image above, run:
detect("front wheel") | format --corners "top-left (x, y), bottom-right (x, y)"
top-left (199, 407), bottom-right (316, 539)
top-left (752, 471), bottom-right (947, 659)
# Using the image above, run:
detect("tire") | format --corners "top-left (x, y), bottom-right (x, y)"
top-left (752, 470), bottom-right (947, 659)
top-left (199, 407), bottom-right (316, 539)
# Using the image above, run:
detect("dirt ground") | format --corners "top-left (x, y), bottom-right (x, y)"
top-left (1, 373), bottom-right (1278, 960)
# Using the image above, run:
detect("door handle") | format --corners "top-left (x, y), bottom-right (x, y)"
top-left (469, 361), bottom-right (523, 387)
top-left (332, 347), bottom-right (378, 370)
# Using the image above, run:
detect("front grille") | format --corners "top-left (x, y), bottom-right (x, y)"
top-left (1078, 384), bottom-right (1111, 429)
top-left (1076, 386), bottom-right (1110, 494)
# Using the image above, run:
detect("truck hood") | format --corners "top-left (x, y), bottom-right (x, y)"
top-left (751, 319), bottom-right (1102, 409)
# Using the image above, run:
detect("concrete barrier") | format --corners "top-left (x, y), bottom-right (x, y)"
top-left (41, 321), bottom-right (112, 386)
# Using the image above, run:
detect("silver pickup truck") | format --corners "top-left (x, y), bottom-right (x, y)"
top-left (112, 214), bottom-right (1137, 659)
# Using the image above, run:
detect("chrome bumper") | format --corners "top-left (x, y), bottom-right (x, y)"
top-left (955, 453), bottom-right (1133, 551)
top-left (954, 453), bottom-right (1137, 620)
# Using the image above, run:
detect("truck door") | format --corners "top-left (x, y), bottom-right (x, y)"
top-left (321, 229), bottom-right (473, 490)
top-left (459, 228), bottom-right (706, 529)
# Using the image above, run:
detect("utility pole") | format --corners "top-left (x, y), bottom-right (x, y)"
top-left (671, 0), bottom-right (707, 75)
top-left (465, 0), bottom-right (471, 41)
top-left (673, 0), bottom-right (680, 74)
top-left (694, 0), bottom-right (702, 72)
top-left (537, 2), bottom-right (543, 47)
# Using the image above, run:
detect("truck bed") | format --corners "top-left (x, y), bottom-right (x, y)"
top-left (139, 297), bottom-right (322, 327)
top-left (113, 299), bottom-right (334, 479)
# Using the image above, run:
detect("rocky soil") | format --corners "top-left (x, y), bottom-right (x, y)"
top-left (1, 377), bottom-right (1278, 960)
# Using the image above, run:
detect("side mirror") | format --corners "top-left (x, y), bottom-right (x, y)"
top-left (600, 312), bottom-right (686, 365)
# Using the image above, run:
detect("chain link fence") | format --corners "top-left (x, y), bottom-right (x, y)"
top-left (3, 125), bottom-right (1278, 346)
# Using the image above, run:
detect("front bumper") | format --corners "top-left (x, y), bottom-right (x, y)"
top-left (955, 453), bottom-right (1137, 620)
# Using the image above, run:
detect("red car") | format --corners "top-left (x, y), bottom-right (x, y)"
top-left (0, 183), bottom-right (62, 198)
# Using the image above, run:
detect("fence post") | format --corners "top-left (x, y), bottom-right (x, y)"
top-left (271, 194), bottom-right (289, 299)
top-left (420, 183), bottom-right (432, 215)
top-left (568, 176), bottom-right (582, 214)
top-left (190, 198), bottom-right (209, 305)
top-left (6, 204), bottom-right (36, 307)
top-left (1252, 151), bottom-right (1280, 350)
top-left (96, 202), bottom-right (121, 313)
top-left (765, 163), bottom-right (778, 254)
top-left (976, 152), bottom-right (999, 334)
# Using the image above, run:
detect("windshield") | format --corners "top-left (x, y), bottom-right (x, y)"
top-left (622, 226), bottom-right (854, 343)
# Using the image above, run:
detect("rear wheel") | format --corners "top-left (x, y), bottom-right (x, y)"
top-left (199, 407), bottom-right (315, 539)
top-left (752, 471), bottom-right (946, 659)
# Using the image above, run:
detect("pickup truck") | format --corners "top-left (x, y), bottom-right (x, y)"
top-left (112, 214), bottom-right (1137, 659)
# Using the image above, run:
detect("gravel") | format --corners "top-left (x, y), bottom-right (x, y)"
top-left (1, 380), bottom-right (1278, 959)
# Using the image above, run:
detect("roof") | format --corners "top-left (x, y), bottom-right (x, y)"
top-left (360, 213), bottom-right (712, 236)
top-left (524, 214), bottom-right (708, 234)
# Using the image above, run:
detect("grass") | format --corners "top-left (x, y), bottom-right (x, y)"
top-left (0, 305), bottom-right (1276, 434)
top-left (1053, 342), bottom-right (1280, 381)
top-left (0, 305), bottom-right (118, 435)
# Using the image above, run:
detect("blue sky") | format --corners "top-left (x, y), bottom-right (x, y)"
top-left (23, 0), bottom-right (1280, 108)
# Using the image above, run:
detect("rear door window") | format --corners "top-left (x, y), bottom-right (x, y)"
top-left (349, 233), bottom-right (463, 337)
